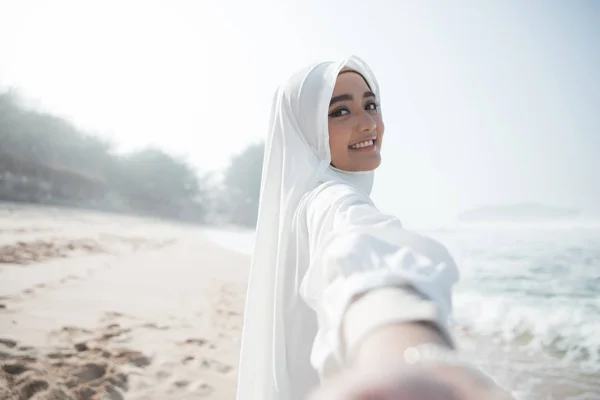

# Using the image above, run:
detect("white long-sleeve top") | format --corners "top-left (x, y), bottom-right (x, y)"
top-left (286, 179), bottom-right (459, 399)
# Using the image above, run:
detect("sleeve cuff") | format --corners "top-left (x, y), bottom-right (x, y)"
top-left (342, 286), bottom-right (441, 361)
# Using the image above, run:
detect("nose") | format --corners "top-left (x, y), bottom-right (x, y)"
top-left (358, 109), bottom-right (377, 133)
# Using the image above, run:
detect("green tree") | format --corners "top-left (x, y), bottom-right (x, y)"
top-left (0, 87), bottom-right (208, 222)
top-left (116, 148), bottom-right (200, 199)
top-left (221, 142), bottom-right (264, 226)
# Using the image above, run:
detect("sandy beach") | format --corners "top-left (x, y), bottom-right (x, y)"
top-left (0, 204), bottom-right (248, 399)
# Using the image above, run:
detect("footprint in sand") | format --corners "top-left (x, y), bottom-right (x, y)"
top-left (0, 337), bottom-right (152, 399)
top-left (96, 324), bottom-right (133, 344)
top-left (1, 361), bottom-right (58, 399)
top-left (59, 275), bottom-right (81, 284)
top-left (195, 382), bottom-right (215, 396)
top-left (0, 296), bottom-right (12, 310)
top-left (139, 322), bottom-right (169, 331)
top-left (20, 282), bottom-right (53, 296)
top-left (49, 326), bottom-right (94, 342)
top-left (101, 311), bottom-right (138, 323)
top-left (62, 361), bottom-right (129, 398)
top-left (180, 355), bottom-right (232, 375)
top-left (173, 379), bottom-right (190, 388)
top-left (103, 311), bottom-right (125, 320)
top-left (181, 356), bottom-right (195, 365)
top-left (199, 358), bottom-right (233, 374)
top-left (168, 379), bottom-right (213, 397)
top-left (0, 338), bottom-right (17, 348)
top-left (17, 378), bottom-right (52, 399)
top-left (177, 339), bottom-right (233, 375)
top-left (53, 326), bottom-right (93, 337)
top-left (1, 362), bottom-right (28, 375)
top-left (180, 338), bottom-right (208, 347)
top-left (215, 307), bottom-right (236, 317)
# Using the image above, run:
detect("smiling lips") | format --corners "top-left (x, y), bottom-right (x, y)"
top-left (348, 137), bottom-right (377, 151)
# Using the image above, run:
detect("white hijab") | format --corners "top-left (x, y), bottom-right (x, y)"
top-left (237, 56), bottom-right (381, 400)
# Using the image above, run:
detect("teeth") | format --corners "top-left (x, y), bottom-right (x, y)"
top-left (350, 139), bottom-right (374, 149)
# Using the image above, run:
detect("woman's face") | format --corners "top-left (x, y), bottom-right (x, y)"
top-left (327, 70), bottom-right (384, 172)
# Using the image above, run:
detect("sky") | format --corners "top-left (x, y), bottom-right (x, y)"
top-left (0, 0), bottom-right (598, 227)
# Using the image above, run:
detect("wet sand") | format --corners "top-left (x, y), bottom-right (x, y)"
top-left (0, 204), bottom-right (248, 399)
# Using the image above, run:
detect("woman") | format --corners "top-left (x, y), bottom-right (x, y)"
top-left (237, 56), bottom-right (508, 399)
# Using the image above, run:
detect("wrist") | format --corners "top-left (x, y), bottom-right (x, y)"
top-left (343, 286), bottom-right (451, 365)
top-left (350, 321), bottom-right (449, 367)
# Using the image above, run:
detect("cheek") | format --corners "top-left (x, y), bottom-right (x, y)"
top-left (328, 124), bottom-right (350, 157)
top-left (377, 118), bottom-right (385, 140)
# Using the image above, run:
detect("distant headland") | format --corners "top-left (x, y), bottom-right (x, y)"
top-left (457, 203), bottom-right (581, 222)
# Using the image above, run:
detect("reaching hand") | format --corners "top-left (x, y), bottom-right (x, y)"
top-left (307, 363), bottom-right (513, 400)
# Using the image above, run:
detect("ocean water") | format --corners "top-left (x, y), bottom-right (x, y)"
top-left (202, 223), bottom-right (600, 399)
top-left (427, 224), bottom-right (600, 399)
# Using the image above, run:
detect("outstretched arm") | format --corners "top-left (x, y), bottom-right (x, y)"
top-left (301, 183), bottom-right (511, 399)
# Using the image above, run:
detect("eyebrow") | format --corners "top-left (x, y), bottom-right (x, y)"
top-left (329, 91), bottom-right (376, 106)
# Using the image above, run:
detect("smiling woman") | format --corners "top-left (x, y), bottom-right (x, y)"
top-left (235, 56), bottom-right (509, 400)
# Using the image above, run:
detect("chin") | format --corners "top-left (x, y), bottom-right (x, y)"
top-left (362, 163), bottom-right (380, 171)
top-left (363, 154), bottom-right (382, 171)
top-left (333, 153), bottom-right (382, 172)
top-left (355, 157), bottom-right (381, 172)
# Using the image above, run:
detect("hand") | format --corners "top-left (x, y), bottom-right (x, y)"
top-left (307, 363), bottom-right (513, 400)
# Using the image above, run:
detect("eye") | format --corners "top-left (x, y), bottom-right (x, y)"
top-left (329, 107), bottom-right (350, 118)
top-left (365, 101), bottom-right (379, 111)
